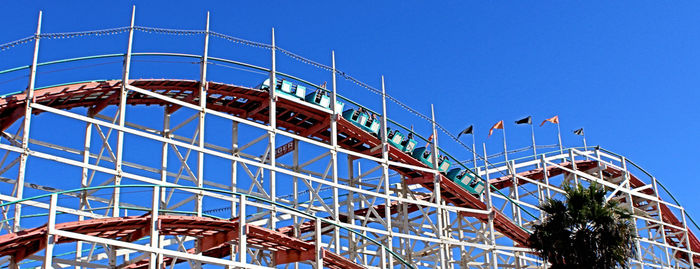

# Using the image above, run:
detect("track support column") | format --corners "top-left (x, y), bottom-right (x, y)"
top-left (110, 8), bottom-right (135, 267)
top-left (620, 157), bottom-right (643, 263)
top-left (651, 177), bottom-right (673, 267)
top-left (379, 75), bottom-right (394, 268)
top-left (238, 195), bottom-right (247, 264)
top-left (268, 29), bottom-right (279, 248)
top-left (346, 156), bottom-right (358, 261)
top-left (230, 121), bottom-right (238, 264)
top-left (315, 220), bottom-right (324, 269)
top-left (193, 13), bottom-right (211, 269)
top-left (483, 143), bottom-right (498, 269)
top-left (681, 208), bottom-right (695, 269)
top-left (429, 104), bottom-right (447, 267)
top-left (230, 121), bottom-right (238, 216)
top-left (114, 5), bottom-right (136, 218)
top-left (149, 186), bottom-right (160, 269)
top-left (158, 108), bottom-right (169, 268)
top-left (196, 11), bottom-right (210, 217)
top-left (43, 194), bottom-right (58, 269)
top-left (330, 51), bottom-right (341, 254)
top-left (76, 118), bottom-right (93, 269)
top-left (14, 10), bottom-right (42, 232)
top-left (160, 109), bottom-right (170, 206)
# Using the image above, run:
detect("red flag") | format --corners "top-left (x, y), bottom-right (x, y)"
top-left (488, 120), bottom-right (504, 138)
top-left (540, 115), bottom-right (559, 126)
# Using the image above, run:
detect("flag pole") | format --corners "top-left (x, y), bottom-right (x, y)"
top-left (556, 122), bottom-right (563, 154)
top-left (502, 124), bottom-right (508, 164)
top-left (582, 132), bottom-right (588, 160)
top-left (530, 122), bottom-right (537, 157)
top-left (471, 131), bottom-right (477, 169)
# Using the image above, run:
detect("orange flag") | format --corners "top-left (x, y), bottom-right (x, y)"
top-left (540, 115), bottom-right (559, 126)
top-left (488, 120), bottom-right (504, 138)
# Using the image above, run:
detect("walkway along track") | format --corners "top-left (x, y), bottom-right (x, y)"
top-left (0, 79), bottom-right (698, 266)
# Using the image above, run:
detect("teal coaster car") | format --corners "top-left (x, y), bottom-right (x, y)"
top-left (342, 109), bottom-right (369, 128)
top-left (342, 109), bottom-right (380, 137)
top-left (258, 78), bottom-right (306, 100)
top-left (362, 115), bottom-right (381, 136)
top-left (387, 129), bottom-right (417, 154)
top-left (386, 129), bottom-right (404, 149)
top-left (446, 168), bottom-right (485, 196)
top-left (412, 147), bottom-right (434, 168)
top-left (411, 147), bottom-right (451, 173)
top-left (305, 90), bottom-right (345, 113)
top-left (437, 155), bottom-right (452, 173)
top-left (401, 134), bottom-right (417, 154)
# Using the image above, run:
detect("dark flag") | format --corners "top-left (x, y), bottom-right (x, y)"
top-left (515, 116), bottom-right (532, 125)
top-left (457, 125), bottom-right (473, 139)
top-left (573, 128), bottom-right (584, 136)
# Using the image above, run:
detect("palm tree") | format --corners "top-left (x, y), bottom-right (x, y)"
top-left (528, 183), bottom-right (636, 268)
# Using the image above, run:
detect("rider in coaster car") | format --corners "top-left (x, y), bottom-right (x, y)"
top-left (314, 90), bottom-right (326, 103)
top-left (402, 133), bottom-right (414, 146)
top-left (353, 108), bottom-right (364, 120)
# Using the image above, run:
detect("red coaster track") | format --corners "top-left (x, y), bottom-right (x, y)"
top-left (0, 215), bottom-right (363, 269)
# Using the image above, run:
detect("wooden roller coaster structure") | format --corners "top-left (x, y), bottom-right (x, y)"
top-left (0, 8), bottom-right (697, 269)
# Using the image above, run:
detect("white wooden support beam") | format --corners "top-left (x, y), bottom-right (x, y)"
top-left (315, 219), bottom-right (323, 269)
top-left (114, 5), bottom-right (136, 220)
top-left (268, 28), bottom-right (278, 239)
top-left (43, 194), bottom-right (57, 269)
top-left (238, 195), bottom-right (247, 264)
top-left (14, 10), bottom-right (42, 232)
top-left (330, 51), bottom-right (341, 254)
top-left (379, 75), bottom-right (394, 268)
top-left (429, 104), bottom-right (447, 267)
top-left (149, 186), bottom-right (160, 269)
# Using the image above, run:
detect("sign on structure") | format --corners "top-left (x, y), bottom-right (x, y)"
top-left (276, 140), bottom-right (295, 157)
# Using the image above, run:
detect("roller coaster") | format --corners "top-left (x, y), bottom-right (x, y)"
top-left (0, 8), bottom-right (698, 269)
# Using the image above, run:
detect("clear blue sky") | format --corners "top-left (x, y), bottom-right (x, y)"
top-left (1, 1), bottom-right (699, 224)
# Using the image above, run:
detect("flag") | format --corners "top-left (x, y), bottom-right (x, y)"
top-left (573, 128), bottom-right (584, 136)
top-left (319, 81), bottom-right (327, 89)
top-left (488, 120), bottom-right (504, 138)
top-left (457, 125), bottom-right (473, 139)
top-left (515, 116), bottom-right (532, 125)
top-left (540, 115), bottom-right (559, 126)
